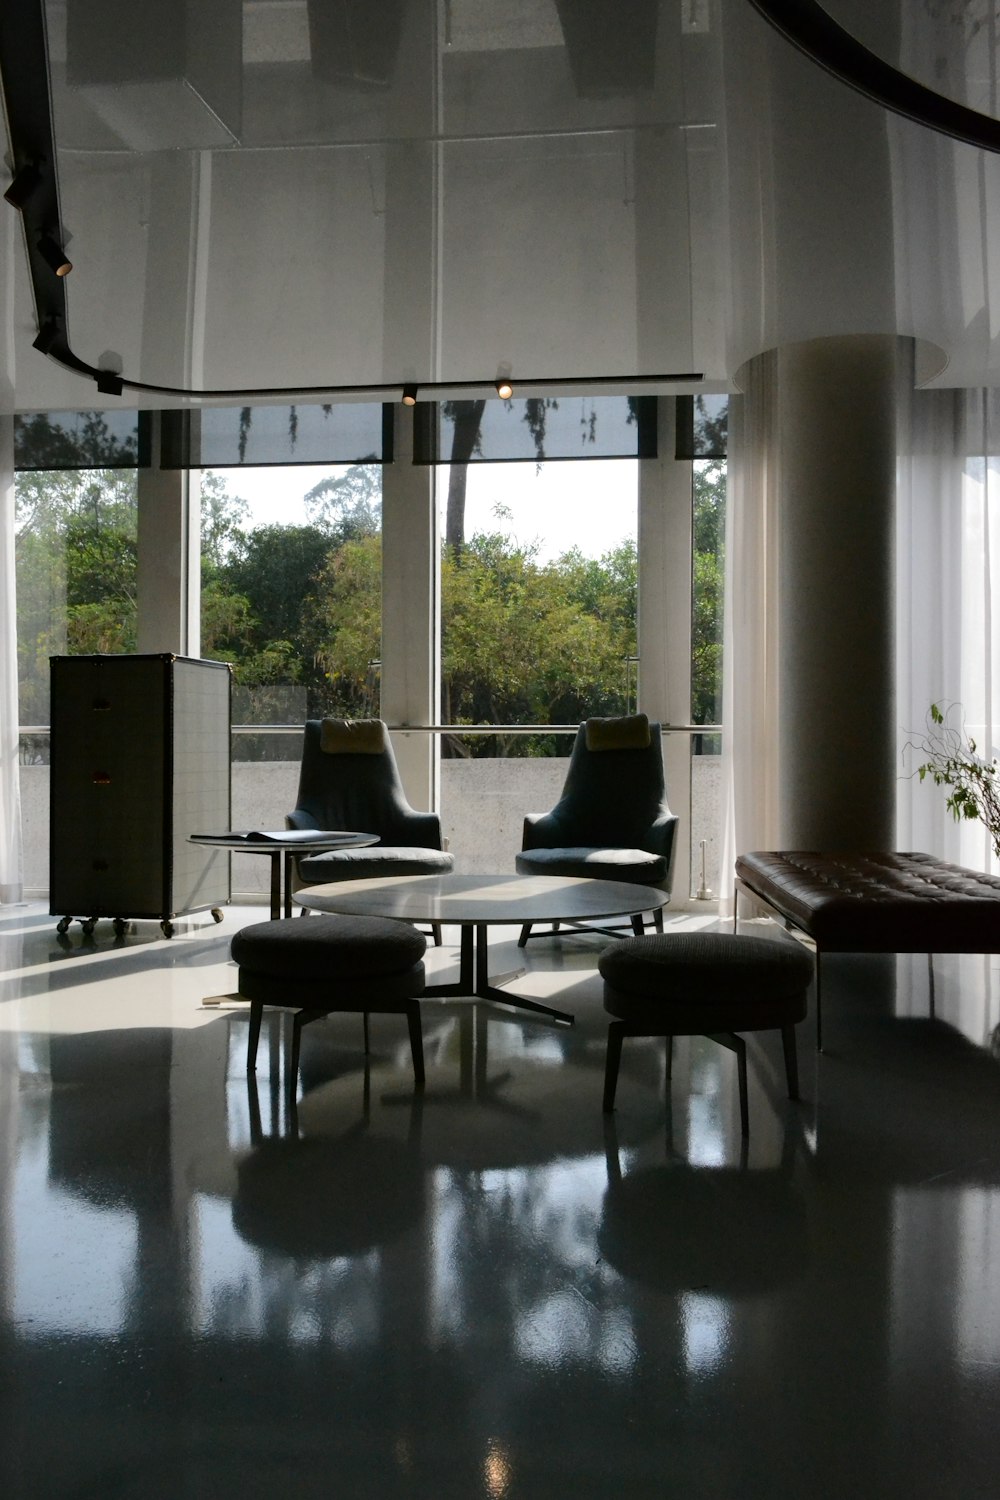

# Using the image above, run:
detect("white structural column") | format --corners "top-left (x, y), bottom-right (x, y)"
top-left (639, 397), bottom-right (693, 900)
top-left (381, 405), bottom-right (438, 812)
top-left (776, 335), bottom-right (899, 848)
top-left (136, 412), bottom-right (199, 656)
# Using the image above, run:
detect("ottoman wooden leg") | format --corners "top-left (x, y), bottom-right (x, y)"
top-left (518, 923), bottom-right (532, 947)
top-left (246, 998), bottom-right (263, 1074)
top-left (652, 908), bottom-right (664, 933)
top-left (781, 1022), bottom-right (800, 1100)
top-left (290, 1010), bottom-right (306, 1084)
top-left (289, 1009), bottom-right (323, 1086)
top-left (363, 1011), bottom-right (370, 1055)
top-left (603, 1021), bottom-right (626, 1113)
top-left (406, 1003), bottom-right (425, 1086)
top-left (630, 914), bottom-right (645, 937)
top-left (709, 1032), bottom-right (749, 1136)
top-left (733, 1034), bottom-right (749, 1136)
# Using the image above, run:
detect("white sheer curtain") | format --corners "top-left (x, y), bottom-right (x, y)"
top-left (0, 205), bottom-right (23, 905)
top-left (896, 386), bottom-right (1000, 873)
top-left (0, 419), bottom-right (20, 906)
top-left (718, 349), bottom-right (781, 914)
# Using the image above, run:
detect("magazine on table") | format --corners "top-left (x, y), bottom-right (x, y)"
top-left (190, 829), bottom-right (339, 844)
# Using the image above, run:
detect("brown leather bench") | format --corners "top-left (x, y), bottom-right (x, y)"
top-left (734, 851), bottom-right (1000, 1049)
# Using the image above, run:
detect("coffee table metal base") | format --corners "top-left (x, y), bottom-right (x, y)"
top-left (426, 923), bottom-right (572, 1024)
top-left (294, 873), bottom-right (671, 1027)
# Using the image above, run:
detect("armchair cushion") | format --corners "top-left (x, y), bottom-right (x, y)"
top-left (298, 845), bottom-right (454, 883)
top-left (516, 846), bottom-right (668, 884)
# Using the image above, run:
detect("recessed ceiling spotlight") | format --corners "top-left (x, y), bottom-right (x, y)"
top-left (4, 162), bottom-right (42, 209)
top-left (37, 233), bottom-right (72, 276)
top-left (496, 378), bottom-right (514, 400)
top-left (401, 383), bottom-right (418, 406)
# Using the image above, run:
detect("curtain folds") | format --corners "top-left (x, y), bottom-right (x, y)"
top-left (1, 205), bottom-right (23, 903)
top-left (720, 358), bottom-right (1000, 907)
top-left (896, 386), bottom-right (1000, 872)
top-left (718, 349), bottom-right (781, 913)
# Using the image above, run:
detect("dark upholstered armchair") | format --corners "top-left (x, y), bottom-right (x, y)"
top-left (515, 714), bottom-right (677, 944)
top-left (289, 720), bottom-right (453, 919)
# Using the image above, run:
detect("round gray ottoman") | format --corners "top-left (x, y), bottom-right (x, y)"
top-left (598, 932), bottom-right (814, 1132)
top-left (231, 914), bottom-right (427, 1086)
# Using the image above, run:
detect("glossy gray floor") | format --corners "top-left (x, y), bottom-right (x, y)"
top-left (2, 904), bottom-right (1000, 1499)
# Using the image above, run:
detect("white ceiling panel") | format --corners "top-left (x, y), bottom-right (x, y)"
top-left (5, 0), bottom-right (1000, 409)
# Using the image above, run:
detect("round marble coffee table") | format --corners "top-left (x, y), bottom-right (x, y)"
top-left (295, 872), bottom-right (670, 1024)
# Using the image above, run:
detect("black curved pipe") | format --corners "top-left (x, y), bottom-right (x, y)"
top-left (746, 0), bottom-right (1000, 154)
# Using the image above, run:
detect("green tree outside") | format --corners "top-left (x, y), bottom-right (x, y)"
top-left (15, 429), bottom-right (726, 761)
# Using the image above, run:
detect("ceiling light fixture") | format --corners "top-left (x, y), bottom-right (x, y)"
top-left (496, 378), bottom-right (514, 400)
top-left (37, 232), bottom-right (72, 276)
top-left (401, 382), bottom-right (418, 406)
top-left (3, 161), bottom-right (42, 209)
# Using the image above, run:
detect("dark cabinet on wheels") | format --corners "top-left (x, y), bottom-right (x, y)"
top-left (49, 654), bottom-right (232, 937)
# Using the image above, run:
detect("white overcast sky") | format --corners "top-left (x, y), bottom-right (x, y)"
top-left (209, 459), bottom-right (638, 564)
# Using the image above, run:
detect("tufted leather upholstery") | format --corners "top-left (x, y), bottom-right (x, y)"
top-left (735, 851), bottom-right (1000, 951)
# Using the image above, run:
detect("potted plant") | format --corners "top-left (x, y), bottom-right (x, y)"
top-left (908, 702), bottom-right (1000, 860)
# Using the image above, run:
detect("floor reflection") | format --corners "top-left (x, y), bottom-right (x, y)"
top-left (2, 905), bottom-right (1000, 1496)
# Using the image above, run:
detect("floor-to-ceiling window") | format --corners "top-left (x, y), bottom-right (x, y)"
top-left (690, 455), bottom-right (726, 899)
top-left (686, 398), bottom-right (727, 901)
top-left (13, 398), bottom-right (726, 902)
top-left (14, 411), bottom-right (144, 894)
top-left (427, 397), bottom-right (645, 876)
top-left (437, 454), bottom-right (639, 874)
top-left (196, 456), bottom-right (384, 900)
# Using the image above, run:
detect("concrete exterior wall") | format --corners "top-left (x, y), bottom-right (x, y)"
top-left (21, 755), bottom-right (722, 903)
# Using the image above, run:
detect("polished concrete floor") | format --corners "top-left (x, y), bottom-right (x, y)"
top-left (2, 902), bottom-right (1000, 1498)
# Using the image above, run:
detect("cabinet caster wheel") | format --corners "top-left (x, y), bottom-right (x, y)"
top-left (211, 908), bottom-right (224, 924)
top-left (161, 920), bottom-right (174, 938)
top-left (56, 917), bottom-right (71, 935)
top-left (81, 918), bottom-right (97, 937)
top-left (113, 918), bottom-right (127, 938)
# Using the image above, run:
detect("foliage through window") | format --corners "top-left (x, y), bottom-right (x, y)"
top-left (16, 413), bottom-right (140, 753)
top-left (199, 464), bottom-right (383, 758)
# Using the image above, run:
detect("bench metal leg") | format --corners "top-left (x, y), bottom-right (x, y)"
top-left (815, 952), bottom-right (823, 1053)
